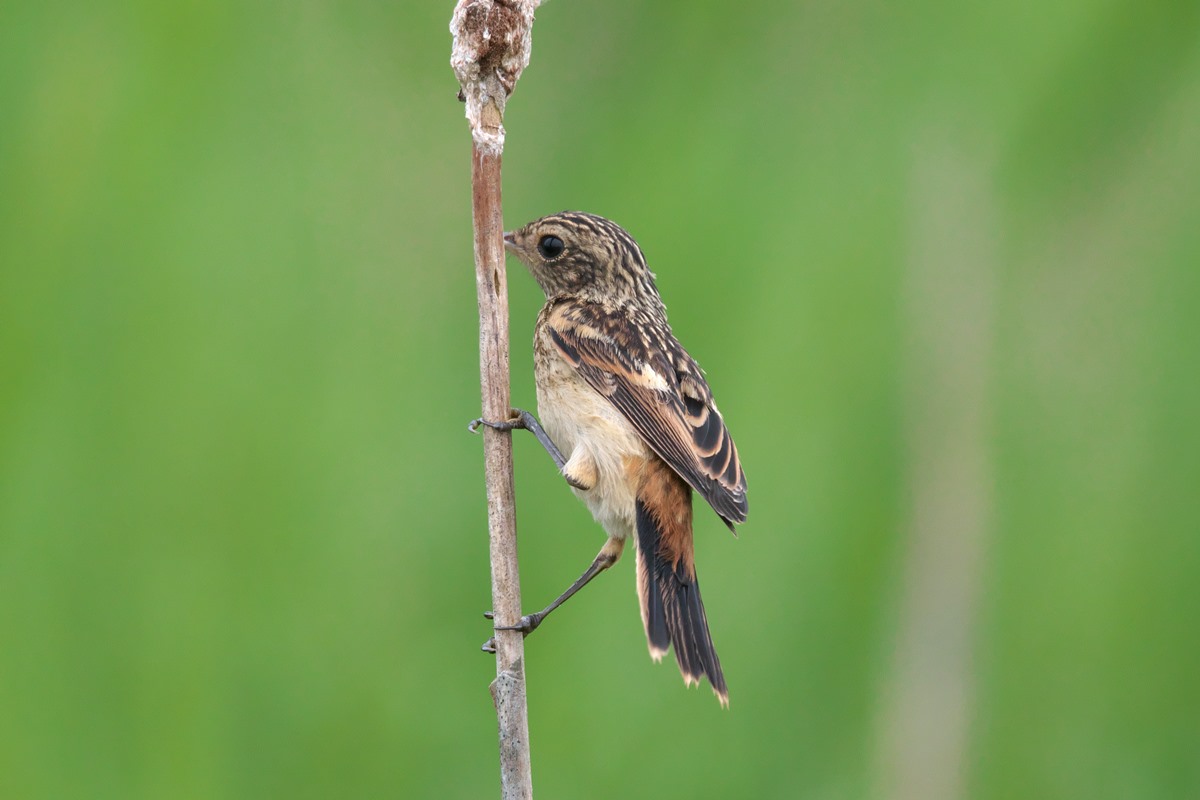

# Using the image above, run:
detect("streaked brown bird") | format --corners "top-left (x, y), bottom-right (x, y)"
top-left (474, 211), bottom-right (747, 705)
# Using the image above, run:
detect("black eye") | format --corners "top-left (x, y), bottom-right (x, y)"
top-left (537, 235), bottom-right (565, 259)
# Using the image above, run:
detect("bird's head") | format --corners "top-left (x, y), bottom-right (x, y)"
top-left (504, 211), bottom-right (662, 307)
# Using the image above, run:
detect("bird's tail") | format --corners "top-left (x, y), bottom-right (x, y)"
top-left (634, 461), bottom-right (728, 706)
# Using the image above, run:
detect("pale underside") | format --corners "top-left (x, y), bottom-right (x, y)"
top-left (535, 325), bottom-right (647, 541)
top-left (534, 325), bottom-right (671, 661)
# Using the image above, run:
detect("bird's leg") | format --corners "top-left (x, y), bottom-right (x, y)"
top-left (469, 408), bottom-right (588, 489)
top-left (481, 537), bottom-right (625, 653)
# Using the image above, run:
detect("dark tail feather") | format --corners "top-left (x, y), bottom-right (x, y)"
top-left (635, 499), bottom-right (728, 706)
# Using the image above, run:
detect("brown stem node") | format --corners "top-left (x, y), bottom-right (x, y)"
top-left (450, 0), bottom-right (539, 155)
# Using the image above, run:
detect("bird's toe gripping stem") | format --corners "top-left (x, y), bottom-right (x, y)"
top-left (468, 408), bottom-right (586, 489)
top-left (468, 408), bottom-right (536, 434)
top-left (480, 610), bottom-right (545, 654)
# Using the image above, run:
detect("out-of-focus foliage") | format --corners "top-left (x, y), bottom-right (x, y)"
top-left (1, 2), bottom-right (1197, 798)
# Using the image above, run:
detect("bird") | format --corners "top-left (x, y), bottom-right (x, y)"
top-left (473, 211), bottom-right (747, 705)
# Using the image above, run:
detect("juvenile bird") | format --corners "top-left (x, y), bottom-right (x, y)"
top-left (475, 211), bottom-right (747, 705)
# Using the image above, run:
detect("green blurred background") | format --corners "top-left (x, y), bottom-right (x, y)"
top-left (2, 1), bottom-right (1198, 798)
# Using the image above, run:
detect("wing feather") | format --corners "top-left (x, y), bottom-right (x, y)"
top-left (545, 302), bottom-right (748, 525)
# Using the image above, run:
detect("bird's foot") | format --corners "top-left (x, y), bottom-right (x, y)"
top-left (480, 610), bottom-right (545, 653)
top-left (468, 409), bottom-right (533, 434)
top-left (469, 410), bottom-right (587, 490)
top-left (492, 612), bottom-right (544, 635)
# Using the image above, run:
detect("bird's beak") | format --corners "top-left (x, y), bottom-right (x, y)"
top-left (502, 231), bottom-right (516, 251)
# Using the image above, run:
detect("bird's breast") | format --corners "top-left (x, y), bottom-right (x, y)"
top-left (533, 326), bottom-right (648, 536)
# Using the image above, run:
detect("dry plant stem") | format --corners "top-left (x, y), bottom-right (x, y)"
top-left (472, 114), bottom-right (532, 799)
top-left (450, 1), bottom-right (538, 798)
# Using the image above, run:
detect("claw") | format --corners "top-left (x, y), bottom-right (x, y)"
top-left (482, 612), bottom-right (498, 653)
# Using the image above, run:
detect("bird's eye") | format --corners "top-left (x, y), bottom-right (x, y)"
top-left (537, 235), bottom-right (565, 259)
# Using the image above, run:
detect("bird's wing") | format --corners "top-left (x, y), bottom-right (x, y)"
top-left (544, 300), bottom-right (748, 526)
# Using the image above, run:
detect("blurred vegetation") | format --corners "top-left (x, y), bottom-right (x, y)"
top-left (1, 1), bottom-right (1198, 798)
